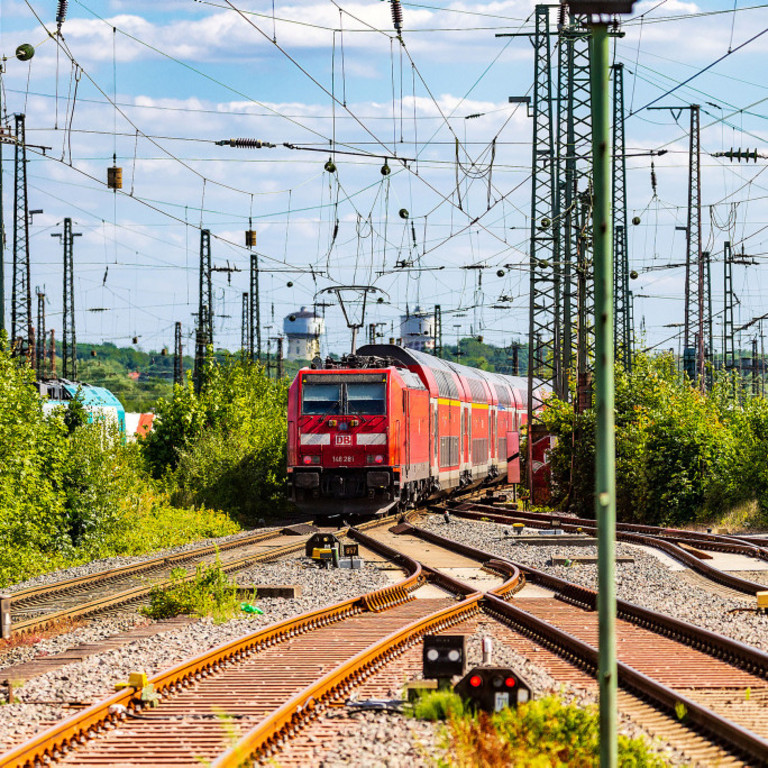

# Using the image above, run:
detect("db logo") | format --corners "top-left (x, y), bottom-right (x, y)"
top-left (334, 434), bottom-right (353, 446)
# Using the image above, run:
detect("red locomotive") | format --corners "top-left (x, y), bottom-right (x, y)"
top-left (286, 344), bottom-right (550, 517)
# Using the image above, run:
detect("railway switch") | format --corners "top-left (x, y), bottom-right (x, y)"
top-left (423, 635), bottom-right (467, 680)
top-left (454, 666), bottom-right (532, 712)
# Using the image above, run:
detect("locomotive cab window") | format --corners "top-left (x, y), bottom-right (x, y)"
top-left (347, 382), bottom-right (386, 415)
top-left (301, 374), bottom-right (386, 416)
top-left (302, 382), bottom-right (342, 415)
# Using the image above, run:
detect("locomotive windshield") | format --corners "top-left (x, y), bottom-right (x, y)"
top-left (347, 382), bottom-right (386, 415)
top-left (301, 382), bottom-right (342, 415)
top-left (301, 374), bottom-right (386, 416)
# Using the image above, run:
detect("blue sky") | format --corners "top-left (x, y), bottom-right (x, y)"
top-left (1, 0), bottom-right (768, 360)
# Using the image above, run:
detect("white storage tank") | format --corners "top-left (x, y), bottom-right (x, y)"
top-left (400, 306), bottom-right (435, 352)
top-left (284, 307), bottom-right (325, 361)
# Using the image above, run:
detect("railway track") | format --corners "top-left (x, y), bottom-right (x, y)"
top-left (5, 516), bottom-right (768, 767)
top-left (444, 499), bottom-right (768, 597)
top-left (2, 516), bottom-right (405, 641)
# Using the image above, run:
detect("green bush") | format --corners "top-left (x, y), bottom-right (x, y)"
top-left (143, 355), bottom-right (289, 522)
top-left (0, 340), bottom-right (239, 587)
top-left (541, 353), bottom-right (762, 525)
top-left (440, 695), bottom-right (668, 767)
top-left (140, 557), bottom-right (247, 622)
top-left (411, 690), bottom-right (467, 721)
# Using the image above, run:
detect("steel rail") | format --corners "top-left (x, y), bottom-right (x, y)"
top-left (392, 522), bottom-right (768, 765)
top-left (7, 510), bottom-right (412, 638)
top-left (8, 529), bottom-right (285, 605)
top-left (451, 500), bottom-right (768, 560)
top-left (483, 593), bottom-right (768, 765)
top-left (403, 522), bottom-right (768, 676)
top-left (0, 533), bottom-right (424, 768)
top-left (209, 596), bottom-right (483, 767)
top-left (445, 504), bottom-right (768, 595)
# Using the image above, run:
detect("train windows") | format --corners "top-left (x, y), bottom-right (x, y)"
top-left (302, 382), bottom-right (342, 415)
top-left (347, 382), bottom-right (386, 415)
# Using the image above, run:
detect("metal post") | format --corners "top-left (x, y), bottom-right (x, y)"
top-left (250, 253), bottom-right (261, 363)
top-left (683, 105), bottom-right (701, 383)
top-left (174, 321), bottom-right (183, 387)
top-left (241, 292), bottom-right (249, 354)
top-left (36, 290), bottom-right (45, 378)
top-left (49, 329), bottom-right (56, 376)
top-left (12, 114), bottom-right (32, 358)
top-left (277, 337), bottom-right (284, 379)
top-left (589, 22), bottom-right (616, 768)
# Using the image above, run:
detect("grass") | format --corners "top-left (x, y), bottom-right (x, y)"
top-left (140, 556), bottom-right (252, 623)
top-left (698, 499), bottom-right (768, 534)
top-left (411, 691), bottom-right (670, 767)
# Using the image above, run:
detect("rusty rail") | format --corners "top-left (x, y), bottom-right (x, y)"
top-left (0, 536), bottom-right (423, 768)
top-left (445, 504), bottom-right (768, 595)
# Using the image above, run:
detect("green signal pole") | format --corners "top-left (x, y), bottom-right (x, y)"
top-left (590, 21), bottom-right (617, 768)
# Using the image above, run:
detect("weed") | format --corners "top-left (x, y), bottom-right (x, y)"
top-left (140, 556), bottom-right (248, 622)
top-left (428, 694), bottom-right (669, 767)
top-left (411, 690), bottom-right (466, 721)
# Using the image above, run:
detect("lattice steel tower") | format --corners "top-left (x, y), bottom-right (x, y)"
top-left (11, 113), bottom-right (32, 359)
top-left (684, 105), bottom-right (702, 384)
top-left (526, 4), bottom-right (559, 426)
top-left (52, 218), bottom-right (80, 379)
top-left (174, 321), bottom-right (183, 387)
top-left (612, 62), bottom-right (633, 371)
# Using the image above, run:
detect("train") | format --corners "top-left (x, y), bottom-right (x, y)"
top-left (37, 378), bottom-right (127, 435)
top-left (287, 344), bottom-right (551, 517)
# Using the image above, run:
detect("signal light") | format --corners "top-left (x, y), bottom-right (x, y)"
top-left (422, 635), bottom-right (467, 680)
top-left (454, 667), bottom-right (533, 712)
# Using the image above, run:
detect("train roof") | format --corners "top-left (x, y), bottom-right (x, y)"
top-left (37, 378), bottom-right (125, 411)
top-left (355, 344), bottom-right (550, 406)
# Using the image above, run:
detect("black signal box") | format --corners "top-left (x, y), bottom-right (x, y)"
top-left (305, 533), bottom-right (340, 558)
top-left (454, 666), bottom-right (533, 712)
top-left (423, 635), bottom-right (467, 679)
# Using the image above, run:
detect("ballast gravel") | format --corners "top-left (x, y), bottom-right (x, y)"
top-left (421, 516), bottom-right (768, 651)
top-left (0, 556), bottom-right (392, 749)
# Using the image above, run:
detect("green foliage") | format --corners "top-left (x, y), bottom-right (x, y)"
top-left (140, 557), bottom-right (246, 622)
top-left (411, 690), bottom-right (467, 721)
top-left (440, 695), bottom-right (668, 767)
top-left (0, 340), bottom-right (238, 587)
top-left (541, 353), bottom-right (768, 526)
top-left (144, 355), bottom-right (289, 522)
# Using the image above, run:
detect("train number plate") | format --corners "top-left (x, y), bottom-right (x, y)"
top-left (331, 454), bottom-right (355, 463)
top-left (334, 434), bottom-right (353, 446)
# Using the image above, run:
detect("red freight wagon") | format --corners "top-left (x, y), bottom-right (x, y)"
top-left (287, 344), bottom-right (549, 517)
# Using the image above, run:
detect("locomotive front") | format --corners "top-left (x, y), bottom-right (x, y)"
top-left (287, 368), bottom-right (401, 517)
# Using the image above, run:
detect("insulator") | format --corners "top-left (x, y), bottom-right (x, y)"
top-left (558, 3), bottom-right (567, 31)
top-left (107, 166), bottom-right (123, 190)
top-left (332, 221), bottom-right (339, 241)
top-left (230, 138), bottom-right (264, 148)
top-left (245, 230), bottom-right (257, 247)
top-left (650, 161), bottom-right (657, 195)
top-left (56, 0), bottom-right (68, 25)
top-left (15, 43), bottom-right (35, 61)
top-left (411, 221), bottom-right (417, 246)
top-left (391, 0), bottom-right (403, 34)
